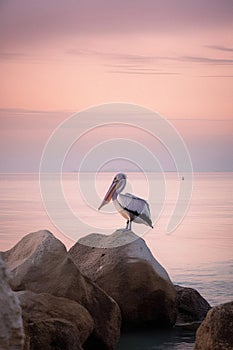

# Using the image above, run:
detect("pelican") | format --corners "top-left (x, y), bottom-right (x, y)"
top-left (98, 173), bottom-right (153, 230)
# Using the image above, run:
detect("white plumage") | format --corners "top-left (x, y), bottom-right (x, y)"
top-left (98, 173), bottom-right (153, 230)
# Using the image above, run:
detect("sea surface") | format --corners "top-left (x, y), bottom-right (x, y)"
top-left (0, 172), bottom-right (232, 349)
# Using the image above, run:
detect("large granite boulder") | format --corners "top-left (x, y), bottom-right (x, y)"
top-left (69, 230), bottom-right (177, 328)
top-left (0, 254), bottom-right (24, 350)
top-left (2, 230), bottom-right (121, 350)
top-left (175, 285), bottom-right (211, 324)
top-left (17, 290), bottom-right (94, 350)
top-left (194, 301), bottom-right (233, 350)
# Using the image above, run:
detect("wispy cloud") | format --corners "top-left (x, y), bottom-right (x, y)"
top-left (3, 47), bottom-right (233, 67)
top-left (67, 48), bottom-right (233, 66)
top-left (0, 108), bottom-right (73, 115)
top-left (66, 49), bottom-right (157, 63)
top-left (0, 108), bottom-right (72, 131)
top-left (0, 52), bottom-right (28, 60)
top-left (107, 65), bottom-right (180, 76)
top-left (0, 50), bottom-right (66, 63)
top-left (205, 45), bottom-right (233, 52)
top-left (107, 70), bottom-right (180, 76)
top-left (199, 75), bottom-right (233, 78)
top-left (180, 56), bottom-right (233, 65)
top-left (104, 64), bottom-right (179, 75)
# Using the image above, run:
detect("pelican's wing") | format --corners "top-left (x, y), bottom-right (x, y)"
top-left (118, 193), bottom-right (153, 227)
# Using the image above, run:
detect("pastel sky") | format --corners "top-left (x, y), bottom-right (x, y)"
top-left (0, 0), bottom-right (233, 172)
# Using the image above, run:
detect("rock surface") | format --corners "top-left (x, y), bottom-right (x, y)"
top-left (194, 301), bottom-right (233, 350)
top-left (17, 290), bottom-right (94, 350)
top-left (69, 230), bottom-right (177, 328)
top-left (2, 230), bottom-right (121, 350)
top-left (0, 254), bottom-right (24, 350)
top-left (175, 285), bottom-right (211, 324)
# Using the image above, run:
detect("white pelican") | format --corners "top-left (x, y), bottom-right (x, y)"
top-left (98, 173), bottom-right (153, 230)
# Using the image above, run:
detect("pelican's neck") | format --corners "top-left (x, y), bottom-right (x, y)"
top-left (112, 179), bottom-right (126, 200)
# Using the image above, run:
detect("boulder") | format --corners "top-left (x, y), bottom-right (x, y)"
top-left (175, 285), bottom-right (211, 324)
top-left (2, 230), bottom-right (121, 350)
top-left (17, 290), bottom-right (94, 350)
top-left (194, 301), bottom-right (233, 350)
top-left (69, 230), bottom-right (177, 328)
top-left (0, 254), bottom-right (24, 350)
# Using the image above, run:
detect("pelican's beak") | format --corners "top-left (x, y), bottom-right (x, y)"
top-left (98, 180), bottom-right (117, 210)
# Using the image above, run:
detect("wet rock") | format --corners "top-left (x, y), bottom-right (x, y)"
top-left (0, 254), bottom-right (24, 350)
top-left (69, 230), bottom-right (177, 328)
top-left (2, 230), bottom-right (121, 350)
top-left (194, 301), bottom-right (233, 350)
top-left (17, 290), bottom-right (94, 350)
top-left (175, 285), bottom-right (211, 323)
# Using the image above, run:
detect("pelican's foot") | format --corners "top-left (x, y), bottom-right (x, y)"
top-left (125, 221), bottom-right (132, 231)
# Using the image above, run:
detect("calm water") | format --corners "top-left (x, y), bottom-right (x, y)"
top-left (0, 172), bottom-right (232, 349)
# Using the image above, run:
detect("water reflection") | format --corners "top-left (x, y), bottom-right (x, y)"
top-left (116, 327), bottom-right (195, 350)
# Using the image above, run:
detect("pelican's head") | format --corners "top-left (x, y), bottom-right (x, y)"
top-left (98, 173), bottom-right (127, 210)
